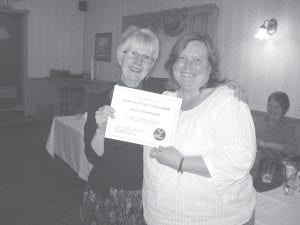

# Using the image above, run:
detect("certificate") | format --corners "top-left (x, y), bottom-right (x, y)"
top-left (105, 85), bottom-right (182, 147)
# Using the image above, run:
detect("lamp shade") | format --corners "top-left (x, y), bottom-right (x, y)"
top-left (255, 19), bottom-right (278, 40)
top-left (255, 26), bottom-right (269, 40)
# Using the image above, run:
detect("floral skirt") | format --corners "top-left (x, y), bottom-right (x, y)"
top-left (78, 185), bottom-right (146, 225)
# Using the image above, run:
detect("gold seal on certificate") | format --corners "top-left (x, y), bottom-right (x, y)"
top-left (105, 85), bottom-right (182, 147)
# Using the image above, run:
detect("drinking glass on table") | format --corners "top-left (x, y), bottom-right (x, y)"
top-left (282, 163), bottom-right (298, 196)
top-left (262, 159), bottom-right (276, 183)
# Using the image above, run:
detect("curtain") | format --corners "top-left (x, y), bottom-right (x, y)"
top-left (122, 7), bottom-right (188, 37)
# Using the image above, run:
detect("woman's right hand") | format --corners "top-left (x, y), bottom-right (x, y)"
top-left (95, 105), bottom-right (115, 132)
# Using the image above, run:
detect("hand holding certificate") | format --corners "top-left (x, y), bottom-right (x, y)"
top-left (105, 85), bottom-right (182, 147)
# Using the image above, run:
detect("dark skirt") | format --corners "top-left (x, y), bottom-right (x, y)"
top-left (78, 185), bottom-right (146, 225)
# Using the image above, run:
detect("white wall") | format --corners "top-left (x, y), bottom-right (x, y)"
top-left (15, 0), bottom-right (85, 77)
top-left (82, 0), bottom-right (300, 119)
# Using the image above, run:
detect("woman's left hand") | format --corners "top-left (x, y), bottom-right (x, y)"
top-left (149, 146), bottom-right (183, 169)
top-left (225, 80), bottom-right (248, 103)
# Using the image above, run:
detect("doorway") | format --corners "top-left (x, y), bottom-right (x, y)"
top-left (0, 9), bottom-right (28, 111)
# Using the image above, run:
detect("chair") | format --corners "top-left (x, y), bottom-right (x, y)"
top-left (59, 87), bottom-right (84, 115)
top-left (84, 81), bottom-right (115, 110)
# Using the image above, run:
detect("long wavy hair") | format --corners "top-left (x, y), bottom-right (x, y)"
top-left (164, 32), bottom-right (225, 91)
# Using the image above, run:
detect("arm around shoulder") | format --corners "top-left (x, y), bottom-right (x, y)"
top-left (204, 92), bottom-right (256, 187)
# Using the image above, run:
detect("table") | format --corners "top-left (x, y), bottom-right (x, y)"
top-left (255, 185), bottom-right (300, 225)
top-left (46, 115), bottom-right (92, 181)
top-left (253, 160), bottom-right (300, 225)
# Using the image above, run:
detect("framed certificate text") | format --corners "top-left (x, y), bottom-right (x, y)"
top-left (105, 85), bottom-right (182, 147)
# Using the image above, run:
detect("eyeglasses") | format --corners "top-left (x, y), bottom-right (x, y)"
top-left (123, 50), bottom-right (155, 64)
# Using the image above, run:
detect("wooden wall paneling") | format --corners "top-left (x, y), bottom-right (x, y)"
top-left (14, 0), bottom-right (85, 78)
top-left (78, 0), bottom-right (300, 118)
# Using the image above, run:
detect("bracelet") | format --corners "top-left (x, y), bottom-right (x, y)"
top-left (177, 157), bottom-right (184, 174)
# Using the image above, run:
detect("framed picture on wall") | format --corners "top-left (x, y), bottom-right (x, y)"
top-left (95, 32), bottom-right (112, 62)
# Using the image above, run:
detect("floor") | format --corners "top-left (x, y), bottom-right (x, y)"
top-left (0, 121), bottom-right (86, 225)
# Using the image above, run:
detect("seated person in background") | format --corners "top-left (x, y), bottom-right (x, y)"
top-left (253, 91), bottom-right (297, 171)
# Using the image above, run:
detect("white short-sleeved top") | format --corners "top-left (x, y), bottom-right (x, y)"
top-left (143, 86), bottom-right (256, 225)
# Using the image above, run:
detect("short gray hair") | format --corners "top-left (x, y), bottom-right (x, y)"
top-left (116, 26), bottom-right (160, 65)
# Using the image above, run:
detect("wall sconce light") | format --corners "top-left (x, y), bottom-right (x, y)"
top-left (255, 18), bottom-right (278, 40)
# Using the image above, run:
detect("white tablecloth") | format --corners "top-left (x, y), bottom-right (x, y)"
top-left (46, 115), bottom-right (92, 181)
top-left (255, 185), bottom-right (300, 225)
